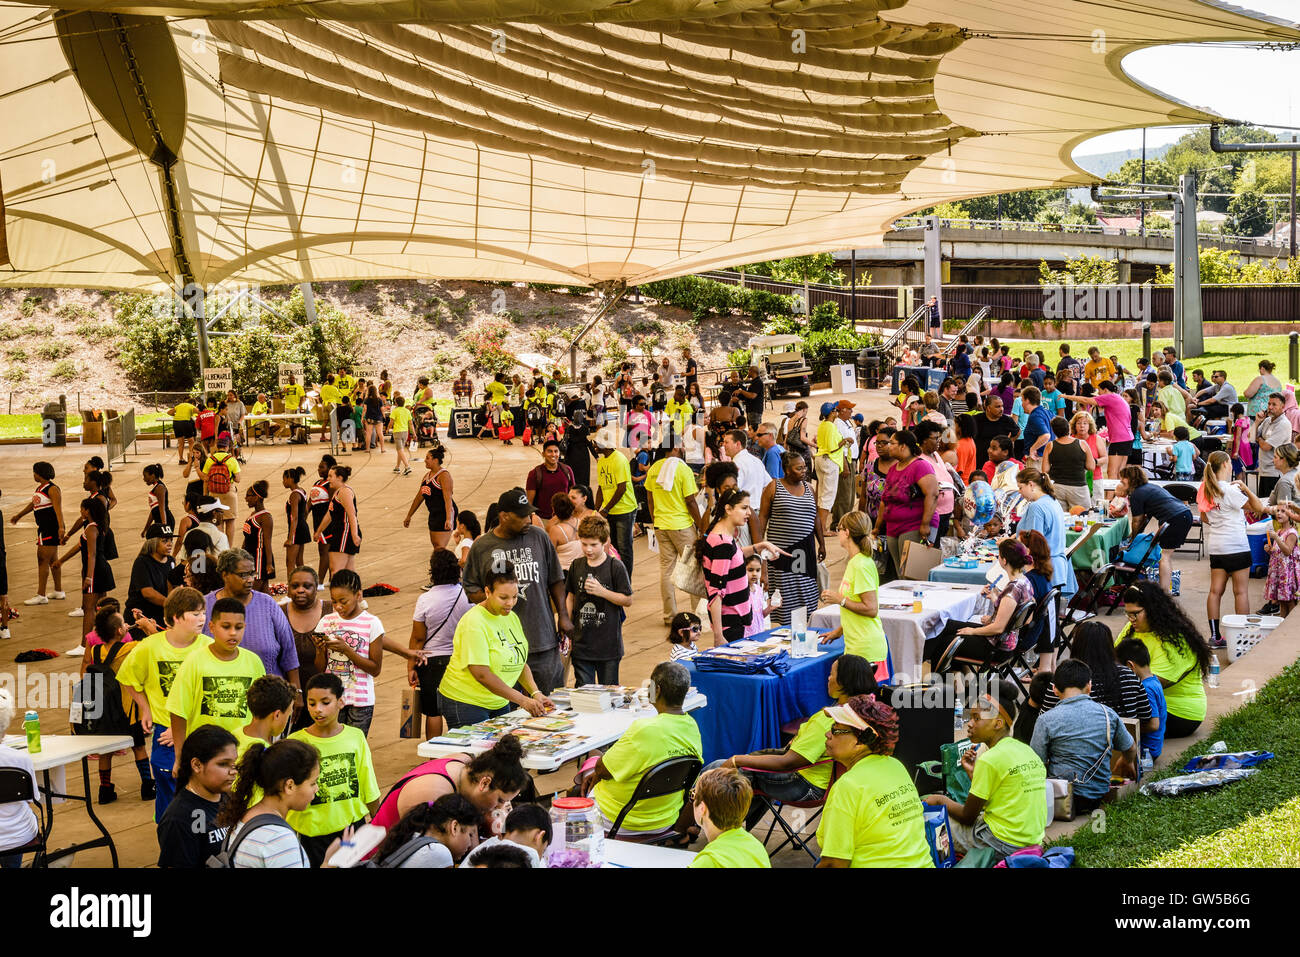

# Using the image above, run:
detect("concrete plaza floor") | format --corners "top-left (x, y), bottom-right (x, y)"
top-left (0, 382), bottom-right (1287, 867)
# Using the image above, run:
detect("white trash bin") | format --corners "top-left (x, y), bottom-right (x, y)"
top-left (1219, 614), bottom-right (1283, 662)
top-left (830, 363), bottom-right (856, 394)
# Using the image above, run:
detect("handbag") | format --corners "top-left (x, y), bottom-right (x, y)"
top-left (497, 422), bottom-right (516, 441)
top-left (1120, 532), bottom-right (1160, 568)
top-left (673, 550), bottom-right (708, 598)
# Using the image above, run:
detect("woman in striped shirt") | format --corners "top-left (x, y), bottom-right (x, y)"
top-left (695, 489), bottom-right (784, 647)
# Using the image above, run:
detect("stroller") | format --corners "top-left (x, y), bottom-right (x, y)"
top-left (413, 403), bottom-right (442, 448)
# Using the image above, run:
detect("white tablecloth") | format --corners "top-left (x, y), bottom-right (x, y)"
top-left (603, 840), bottom-right (696, 868)
top-left (808, 581), bottom-right (983, 682)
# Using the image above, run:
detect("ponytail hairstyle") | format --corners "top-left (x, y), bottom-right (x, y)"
top-left (1017, 467), bottom-right (1055, 498)
top-left (176, 725), bottom-right (238, 788)
top-left (93, 607), bottom-right (124, 644)
top-left (997, 537), bottom-right (1032, 572)
top-left (329, 568), bottom-right (362, 594)
top-left (216, 739), bottom-right (319, 828)
top-left (667, 612), bottom-right (701, 646)
top-left (696, 489), bottom-right (749, 564)
top-left (464, 734), bottom-right (529, 794)
top-left (329, 464), bottom-right (352, 483)
top-left (283, 466), bottom-right (306, 484)
top-left (249, 479), bottom-right (269, 500)
top-left (1202, 450), bottom-right (1232, 504)
top-left (837, 510), bottom-right (876, 557)
top-left (841, 694), bottom-right (900, 755)
top-left (144, 463), bottom-right (164, 481)
top-left (319, 454), bottom-right (337, 473)
top-left (1017, 529), bottom-right (1053, 576)
top-left (374, 794), bottom-right (481, 865)
top-left (82, 496), bottom-right (108, 529)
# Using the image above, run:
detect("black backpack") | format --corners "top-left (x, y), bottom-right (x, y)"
top-left (361, 835), bottom-right (443, 869)
top-left (207, 813), bottom-right (299, 868)
top-left (70, 641), bottom-right (133, 735)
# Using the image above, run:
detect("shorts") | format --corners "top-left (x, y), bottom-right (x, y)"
top-left (1158, 511), bottom-right (1193, 550)
top-left (173, 419), bottom-right (196, 438)
top-left (814, 456), bottom-right (840, 510)
top-left (129, 720), bottom-right (146, 749)
top-left (339, 704), bottom-right (374, 736)
top-left (214, 491), bottom-right (238, 514)
top-left (1209, 550), bottom-right (1251, 573)
top-left (414, 654), bottom-right (451, 716)
top-left (1107, 440), bottom-right (1133, 458)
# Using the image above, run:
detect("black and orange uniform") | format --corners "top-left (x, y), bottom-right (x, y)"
top-left (242, 508), bottom-right (275, 581)
top-left (80, 521), bottom-right (115, 595)
top-left (286, 487), bottom-right (312, 545)
top-left (32, 482), bottom-right (60, 546)
top-left (319, 487), bottom-right (361, 555)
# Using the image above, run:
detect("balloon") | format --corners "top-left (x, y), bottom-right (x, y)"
top-left (964, 479), bottom-right (996, 527)
top-left (995, 488), bottom-right (1025, 524)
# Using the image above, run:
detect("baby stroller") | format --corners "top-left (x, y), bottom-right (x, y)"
top-left (413, 403), bottom-right (441, 448)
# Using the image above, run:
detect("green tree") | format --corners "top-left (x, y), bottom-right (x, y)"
top-left (1153, 246), bottom-right (1242, 285)
top-left (1224, 189), bottom-right (1272, 237)
top-left (739, 253), bottom-right (843, 286)
top-left (1038, 254), bottom-right (1117, 286)
top-left (963, 189), bottom-right (1065, 222)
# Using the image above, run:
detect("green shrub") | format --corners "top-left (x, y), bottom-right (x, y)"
top-left (459, 316), bottom-right (515, 374)
top-left (807, 301), bottom-right (844, 333)
top-left (427, 350), bottom-right (458, 382)
top-left (3, 365), bottom-right (25, 383)
top-left (74, 321), bottom-right (116, 341)
top-left (19, 295), bottom-right (42, 318)
top-left (113, 292), bottom-right (200, 390)
top-left (57, 302), bottom-right (94, 321)
top-left (727, 348), bottom-right (752, 371)
top-left (803, 328), bottom-right (877, 381)
top-left (347, 280), bottom-right (365, 293)
top-left (50, 359), bottom-right (77, 382)
top-left (34, 340), bottom-right (74, 361)
top-left (6, 347), bottom-right (27, 362)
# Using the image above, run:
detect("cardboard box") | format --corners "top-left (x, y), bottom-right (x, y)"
top-left (81, 421), bottom-right (103, 444)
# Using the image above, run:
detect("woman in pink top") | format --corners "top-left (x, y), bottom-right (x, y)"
top-left (696, 489), bottom-right (783, 646)
top-left (915, 421), bottom-right (956, 538)
top-left (875, 430), bottom-right (938, 577)
top-left (1070, 381), bottom-right (1131, 478)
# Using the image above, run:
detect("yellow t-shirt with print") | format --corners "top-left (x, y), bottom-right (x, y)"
top-left (688, 827), bottom-right (770, 868)
top-left (165, 644), bottom-right (266, 735)
top-left (814, 754), bottom-right (933, 868)
top-left (593, 712), bottom-right (702, 831)
top-left (282, 384), bottom-right (305, 412)
top-left (816, 419), bottom-right (846, 467)
top-left (787, 709), bottom-right (834, 790)
top-left (438, 605), bottom-right (530, 712)
top-left (1122, 629), bottom-right (1206, 722)
top-left (486, 381), bottom-right (508, 407)
top-left (116, 631), bottom-right (212, 726)
top-left (319, 384), bottom-right (342, 406)
top-left (287, 724), bottom-right (380, 836)
top-left (967, 736), bottom-right (1047, 848)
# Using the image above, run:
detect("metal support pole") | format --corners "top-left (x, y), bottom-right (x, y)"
top-left (1177, 173), bottom-right (1204, 359)
top-left (301, 282), bottom-right (319, 324)
top-left (189, 284), bottom-right (210, 375)
top-left (849, 251), bottom-right (857, 323)
top-left (568, 283), bottom-right (627, 381)
top-left (1290, 332), bottom-right (1299, 384)
top-left (1291, 136), bottom-right (1297, 261)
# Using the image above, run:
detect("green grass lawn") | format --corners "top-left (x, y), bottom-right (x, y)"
top-left (0, 411), bottom-right (175, 440)
top-left (1007, 334), bottom-right (1298, 389)
top-left (1059, 659), bottom-right (1300, 867)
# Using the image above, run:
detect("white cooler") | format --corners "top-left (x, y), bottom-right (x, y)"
top-left (830, 363), bottom-right (856, 394)
top-left (1219, 614), bottom-right (1283, 662)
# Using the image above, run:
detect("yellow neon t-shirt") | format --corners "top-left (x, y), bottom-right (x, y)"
top-left (319, 384), bottom-right (342, 406)
top-left (282, 384), bottom-right (304, 411)
top-left (593, 712), bottom-right (702, 832)
top-left (816, 419), bottom-right (845, 467)
top-left (814, 754), bottom-right (934, 868)
top-left (645, 458), bottom-right (699, 531)
top-left (389, 405), bottom-right (413, 434)
top-left (437, 605), bottom-right (529, 712)
top-left (787, 710), bottom-right (834, 791)
top-left (165, 644), bottom-right (266, 735)
top-left (172, 402), bottom-right (197, 421)
top-left (486, 381), bottom-right (508, 407)
top-left (287, 725), bottom-right (380, 836)
top-left (598, 451), bottom-right (637, 516)
top-left (688, 827), bottom-right (770, 868)
top-left (967, 736), bottom-right (1048, 848)
top-left (1122, 629), bottom-right (1206, 722)
top-left (116, 630), bottom-right (212, 726)
top-left (839, 552), bottom-right (887, 663)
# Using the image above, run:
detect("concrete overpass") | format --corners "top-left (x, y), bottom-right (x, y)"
top-left (836, 218), bottom-right (1291, 285)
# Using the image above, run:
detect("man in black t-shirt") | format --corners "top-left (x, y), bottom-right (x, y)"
top-left (681, 348), bottom-right (698, 390)
top-left (736, 364), bottom-right (765, 420)
top-left (971, 394), bottom-right (1020, 468)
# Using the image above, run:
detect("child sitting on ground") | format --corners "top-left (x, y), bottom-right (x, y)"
top-left (1115, 638), bottom-right (1166, 772)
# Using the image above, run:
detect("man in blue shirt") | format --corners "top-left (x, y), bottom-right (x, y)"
top-left (1020, 386), bottom-right (1054, 463)
top-left (754, 424), bottom-right (785, 480)
top-left (1026, 355), bottom-right (1046, 390)
top-left (1163, 347), bottom-right (1187, 390)
top-left (1031, 660), bottom-right (1139, 814)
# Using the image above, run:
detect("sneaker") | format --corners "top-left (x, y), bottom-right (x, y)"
top-left (403, 468), bottom-right (412, 475)
top-left (65, 644), bottom-right (84, 656)
top-left (69, 607), bottom-right (84, 617)
top-left (51, 591), bottom-right (67, 600)
top-left (23, 595), bottom-right (49, 606)
top-left (392, 466), bottom-right (401, 473)
top-left (0, 628), bottom-right (10, 640)
top-left (141, 779), bottom-right (156, 801)
top-left (1210, 637), bottom-right (1227, 649)
top-left (98, 784), bottom-right (117, 805)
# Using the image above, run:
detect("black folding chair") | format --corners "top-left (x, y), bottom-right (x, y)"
top-left (1101, 521), bottom-right (1168, 614)
top-left (0, 766), bottom-right (47, 868)
top-left (1000, 585), bottom-right (1061, 682)
top-left (745, 758), bottom-right (839, 863)
top-left (1162, 483), bottom-right (1204, 557)
top-left (934, 601), bottom-right (1036, 679)
top-left (605, 756), bottom-right (703, 845)
top-left (1058, 565), bottom-right (1113, 648)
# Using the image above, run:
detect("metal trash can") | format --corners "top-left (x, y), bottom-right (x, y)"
top-left (856, 349), bottom-right (881, 390)
top-left (41, 401), bottom-right (66, 447)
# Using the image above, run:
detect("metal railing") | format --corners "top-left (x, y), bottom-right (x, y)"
top-left (888, 216), bottom-right (1287, 247)
top-left (105, 408), bottom-right (137, 469)
top-left (878, 303), bottom-right (930, 355)
top-left (941, 307), bottom-right (991, 355)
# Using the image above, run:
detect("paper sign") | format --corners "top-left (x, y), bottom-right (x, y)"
top-left (353, 365), bottom-right (379, 382)
top-left (278, 362), bottom-right (303, 387)
top-left (203, 367), bottom-right (232, 393)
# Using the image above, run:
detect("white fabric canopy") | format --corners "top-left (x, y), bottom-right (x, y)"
top-left (0, 0), bottom-right (1295, 291)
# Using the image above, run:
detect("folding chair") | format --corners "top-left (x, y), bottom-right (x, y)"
top-left (744, 758), bottom-right (839, 863)
top-left (1100, 521), bottom-right (1168, 614)
top-left (998, 585), bottom-right (1061, 686)
top-left (1162, 482), bottom-right (1204, 557)
top-left (934, 601), bottom-right (1036, 678)
top-left (0, 766), bottom-right (47, 868)
top-left (605, 756), bottom-right (703, 844)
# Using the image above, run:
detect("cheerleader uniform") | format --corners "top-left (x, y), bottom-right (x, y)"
top-left (420, 468), bottom-right (456, 532)
top-left (147, 482), bottom-right (175, 530)
top-left (80, 521), bottom-right (115, 595)
top-left (95, 491), bottom-right (118, 561)
top-left (320, 488), bottom-right (361, 555)
top-left (32, 483), bottom-right (60, 546)
top-left (242, 509), bottom-right (274, 580)
top-left (286, 487), bottom-right (312, 545)
top-left (309, 478), bottom-right (333, 535)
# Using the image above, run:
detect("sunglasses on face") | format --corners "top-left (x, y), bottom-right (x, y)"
top-left (829, 727), bottom-right (856, 737)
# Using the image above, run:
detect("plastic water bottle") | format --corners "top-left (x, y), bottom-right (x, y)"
top-left (24, 710), bottom-right (41, 754)
top-left (1209, 654), bottom-right (1221, 689)
top-left (913, 589), bottom-right (923, 614)
top-left (953, 701), bottom-right (964, 733)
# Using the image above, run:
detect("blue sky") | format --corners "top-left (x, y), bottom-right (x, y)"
top-left (1075, 0), bottom-right (1299, 158)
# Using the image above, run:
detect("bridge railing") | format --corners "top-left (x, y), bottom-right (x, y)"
top-left (888, 216), bottom-right (1286, 247)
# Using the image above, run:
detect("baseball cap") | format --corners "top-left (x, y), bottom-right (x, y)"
top-left (782, 402), bottom-right (796, 414)
top-left (496, 487), bottom-right (535, 517)
top-left (819, 401), bottom-right (837, 417)
top-left (852, 414), bottom-right (864, 423)
top-left (145, 524), bottom-right (175, 539)
top-left (835, 399), bottom-right (855, 412)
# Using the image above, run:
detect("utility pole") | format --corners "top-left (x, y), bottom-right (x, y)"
top-left (849, 250), bottom-right (857, 323)
top-left (1140, 128), bottom-right (1147, 237)
top-left (1291, 134), bottom-right (1297, 260)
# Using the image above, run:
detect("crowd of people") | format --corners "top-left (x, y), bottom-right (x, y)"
top-left (0, 335), bottom-right (1285, 869)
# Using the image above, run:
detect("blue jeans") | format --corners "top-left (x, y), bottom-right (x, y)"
top-left (0, 851), bottom-right (23, 869)
top-left (607, 512), bottom-right (635, 578)
top-left (437, 692), bottom-right (510, 730)
top-left (573, 658), bottom-right (620, 687)
top-left (150, 724), bottom-right (177, 822)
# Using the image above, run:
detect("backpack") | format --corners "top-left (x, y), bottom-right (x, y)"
top-left (207, 813), bottom-right (299, 868)
top-left (70, 641), bottom-right (133, 735)
top-left (360, 835), bottom-right (442, 869)
top-left (206, 453), bottom-right (232, 494)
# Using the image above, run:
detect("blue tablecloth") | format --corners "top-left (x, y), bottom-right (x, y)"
top-left (929, 562), bottom-right (991, 585)
top-left (683, 633), bottom-right (843, 763)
